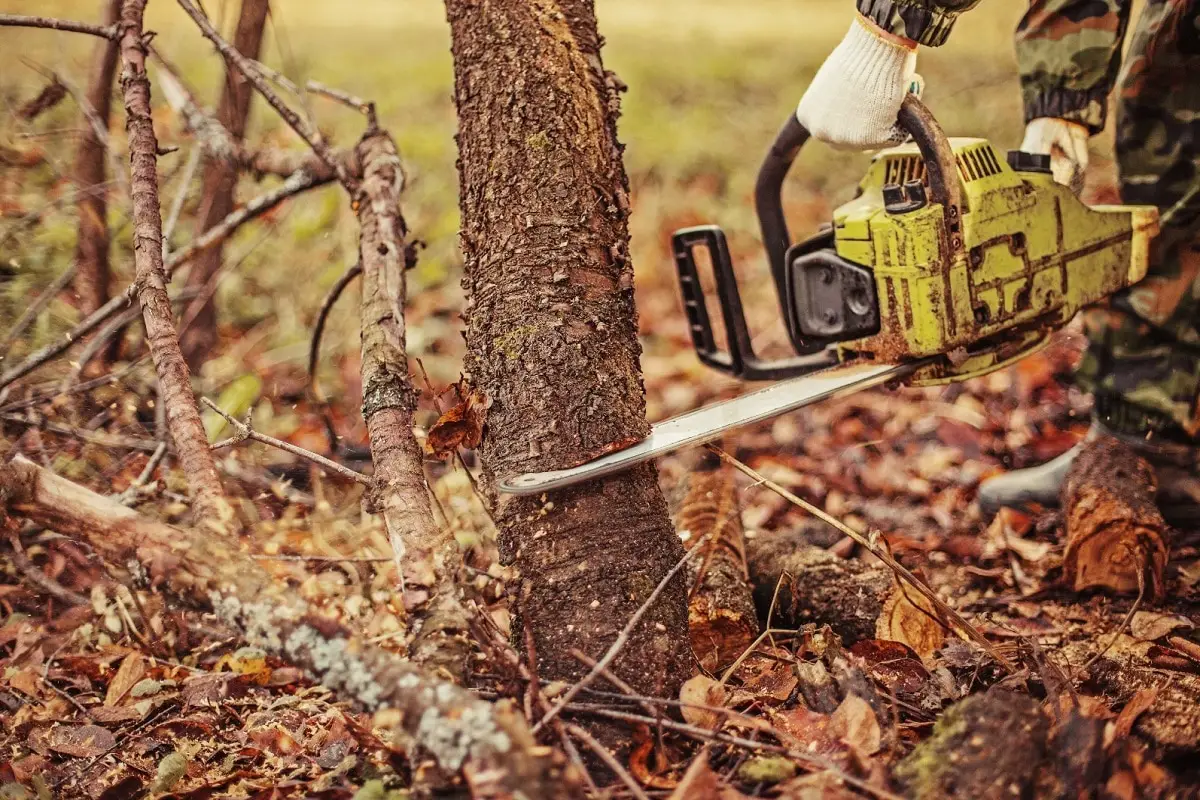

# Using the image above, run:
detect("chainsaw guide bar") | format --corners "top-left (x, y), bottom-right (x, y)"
top-left (499, 359), bottom-right (933, 495)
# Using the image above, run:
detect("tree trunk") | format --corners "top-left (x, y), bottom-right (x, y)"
top-left (445, 0), bottom-right (692, 713)
top-left (72, 0), bottom-right (121, 318)
top-left (180, 0), bottom-right (270, 370)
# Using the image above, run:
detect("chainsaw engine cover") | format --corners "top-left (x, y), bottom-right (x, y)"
top-left (787, 248), bottom-right (879, 340)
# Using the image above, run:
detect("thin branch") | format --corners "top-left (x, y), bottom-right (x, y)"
top-left (174, 0), bottom-right (355, 191)
top-left (306, 80), bottom-right (370, 113)
top-left (712, 447), bottom-right (1014, 671)
top-left (5, 533), bottom-right (88, 606)
top-left (533, 539), bottom-right (701, 733)
top-left (0, 14), bottom-right (116, 40)
top-left (0, 167), bottom-right (329, 391)
top-left (565, 724), bottom-right (650, 800)
top-left (202, 397), bottom-right (373, 487)
top-left (0, 357), bottom-right (150, 415)
top-left (1, 263), bottom-right (77, 351)
top-left (308, 261), bottom-right (362, 399)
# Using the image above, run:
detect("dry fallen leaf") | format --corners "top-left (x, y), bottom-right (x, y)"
top-left (46, 724), bottom-right (116, 758)
top-left (876, 585), bottom-right (945, 661)
top-left (1130, 611), bottom-right (1194, 642)
top-left (679, 674), bottom-right (727, 730)
top-left (828, 694), bottom-right (881, 756)
top-left (105, 651), bottom-right (146, 706)
top-left (424, 387), bottom-right (490, 459)
top-left (668, 749), bottom-right (723, 800)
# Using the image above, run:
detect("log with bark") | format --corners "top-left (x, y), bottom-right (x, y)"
top-left (179, 0), bottom-right (270, 369)
top-left (0, 457), bottom-right (575, 798)
top-left (1062, 436), bottom-right (1169, 599)
top-left (747, 529), bottom-right (892, 643)
top-left (671, 452), bottom-right (758, 674)
top-left (445, 0), bottom-right (692, 719)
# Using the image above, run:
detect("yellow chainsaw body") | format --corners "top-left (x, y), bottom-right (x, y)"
top-left (830, 138), bottom-right (1159, 386)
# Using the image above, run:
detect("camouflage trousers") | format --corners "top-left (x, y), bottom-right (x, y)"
top-left (1077, 0), bottom-right (1200, 443)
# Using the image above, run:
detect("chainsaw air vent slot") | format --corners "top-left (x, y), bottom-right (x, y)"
top-left (955, 145), bottom-right (1003, 183)
top-left (884, 156), bottom-right (926, 189)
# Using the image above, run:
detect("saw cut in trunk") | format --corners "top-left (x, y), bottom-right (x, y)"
top-left (1062, 436), bottom-right (1168, 600)
top-left (445, 0), bottom-right (692, 720)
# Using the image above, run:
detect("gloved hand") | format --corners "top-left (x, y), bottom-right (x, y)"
top-left (1020, 117), bottom-right (1090, 193)
top-left (796, 13), bottom-right (919, 150)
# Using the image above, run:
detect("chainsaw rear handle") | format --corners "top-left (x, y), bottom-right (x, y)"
top-left (755, 94), bottom-right (963, 353)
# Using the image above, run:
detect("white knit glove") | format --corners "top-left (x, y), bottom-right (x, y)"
top-left (796, 13), bottom-right (919, 150)
top-left (1020, 117), bottom-right (1090, 193)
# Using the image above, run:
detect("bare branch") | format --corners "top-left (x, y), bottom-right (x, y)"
top-left (0, 14), bottom-right (117, 40)
top-left (174, 0), bottom-right (356, 192)
top-left (117, 0), bottom-right (227, 523)
top-left (202, 397), bottom-right (373, 487)
top-left (307, 80), bottom-right (370, 114)
top-left (308, 261), bottom-right (362, 399)
top-left (0, 167), bottom-right (330, 391)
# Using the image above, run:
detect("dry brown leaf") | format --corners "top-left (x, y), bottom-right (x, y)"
top-left (8, 667), bottom-right (41, 698)
top-left (735, 647), bottom-right (798, 703)
top-left (424, 388), bottom-right (490, 459)
top-left (876, 585), bottom-right (945, 661)
top-left (778, 771), bottom-right (861, 800)
top-left (104, 651), bottom-right (146, 706)
top-left (46, 724), bottom-right (116, 758)
top-left (828, 694), bottom-right (881, 756)
top-left (1129, 611), bottom-right (1194, 642)
top-left (679, 674), bottom-right (727, 730)
top-left (1108, 687), bottom-right (1159, 746)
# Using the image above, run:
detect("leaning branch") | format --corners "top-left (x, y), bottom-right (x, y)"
top-left (0, 14), bottom-right (116, 40)
top-left (117, 0), bottom-right (227, 523)
top-left (0, 457), bottom-right (574, 798)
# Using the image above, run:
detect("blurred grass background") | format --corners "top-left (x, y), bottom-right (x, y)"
top-left (1, 0), bottom-right (1034, 421)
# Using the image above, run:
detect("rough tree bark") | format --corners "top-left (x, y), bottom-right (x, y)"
top-left (445, 0), bottom-right (692, 710)
top-left (72, 0), bottom-right (122, 317)
top-left (118, 0), bottom-right (227, 524)
top-left (180, 0), bottom-right (269, 369)
top-left (0, 457), bottom-right (575, 799)
top-left (355, 121), bottom-right (470, 682)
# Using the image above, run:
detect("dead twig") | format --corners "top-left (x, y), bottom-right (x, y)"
top-left (0, 167), bottom-right (330, 392)
top-left (4, 533), bottom-right (88, 605)
top-left (307, 80), bottom-right (370, 113)
top-left (712, 446), bottom-right (1014, 672)
top-left (202, 397), bottom-right (373, 487)
top-left (308, 261), bottom-right (362, 399)
top-left (564, 724), bottom-right (650, 800)
top-left (1, 263), bottom-right (77, 352)
top-left (174, 0), bottom-right (355, 191)
top-left (0, 14), bottom-right (116, 40)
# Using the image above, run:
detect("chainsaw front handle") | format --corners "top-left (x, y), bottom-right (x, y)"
top-left (755, 95), bottom-right (962, 354)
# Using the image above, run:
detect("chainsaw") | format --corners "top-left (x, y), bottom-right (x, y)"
top-left (499, 96), bottom-right (1159, 495)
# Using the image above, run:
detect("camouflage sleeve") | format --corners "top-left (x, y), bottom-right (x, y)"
top-left (1015, 0), bottom-right (1133, 134)
top-left (857, 0), bottom-right (985, 47)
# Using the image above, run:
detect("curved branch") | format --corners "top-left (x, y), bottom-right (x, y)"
top-left (0, 14), bottom-right (116, 40)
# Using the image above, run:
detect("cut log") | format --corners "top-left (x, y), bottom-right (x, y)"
top-left (671, 453), bottom-right (759, 674)
top-left (1061, 436), bottom-right (1168, 599)
top-left (746, 529), bottom-right (891, 643)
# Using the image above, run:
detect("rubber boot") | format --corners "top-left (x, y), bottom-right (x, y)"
top-left (977, 422), bottom-right (1198, 518)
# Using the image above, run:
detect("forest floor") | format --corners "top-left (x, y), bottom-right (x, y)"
top-left (2, 1), bottom-right (1199, 798)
